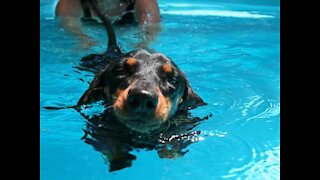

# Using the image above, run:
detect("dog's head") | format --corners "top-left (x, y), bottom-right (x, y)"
top-left (78, 50), bottom-right (206, 133)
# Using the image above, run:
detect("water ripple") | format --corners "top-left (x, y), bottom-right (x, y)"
top-left (153, 131), bottom-right (256, 179)
top-left (239, 96), bottom-right (280, 126)
top-left (227, 146), bottom-right (280, 180)
top-left (221, 133), bottom-right (279, 179)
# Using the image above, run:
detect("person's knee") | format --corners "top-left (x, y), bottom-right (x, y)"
top-left (134, 0), bottom-right (161, 24)
top-left (55, 0), bottom-right (82, 17)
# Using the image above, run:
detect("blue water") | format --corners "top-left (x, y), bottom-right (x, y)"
top-left (40, 0), bottom-right (280, 179)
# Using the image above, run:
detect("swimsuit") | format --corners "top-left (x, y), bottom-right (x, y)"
top-left (80, 0), bottom-right (137, 25)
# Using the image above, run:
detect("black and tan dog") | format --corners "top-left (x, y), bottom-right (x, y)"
top-left (73, 0), bottom-right (207, 172)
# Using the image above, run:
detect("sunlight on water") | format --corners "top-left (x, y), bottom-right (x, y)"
top-left (159, 3), bottom-right (225, 8)
top-left (161, 10), bottom-right (274, 18)
top-left (243, 146), bottom-right (280, 179)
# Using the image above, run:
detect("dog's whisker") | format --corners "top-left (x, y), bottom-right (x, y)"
top-left (105, 104), bottom-right (114, 110)
top-left (168, 83), bottom-right (175, 89)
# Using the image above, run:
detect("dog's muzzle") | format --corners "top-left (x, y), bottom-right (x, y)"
top-left (126, 88), bottom-right (158, 115)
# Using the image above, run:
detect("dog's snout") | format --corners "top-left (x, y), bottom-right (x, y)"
top-left (127, 89), bottom-right (158, 113)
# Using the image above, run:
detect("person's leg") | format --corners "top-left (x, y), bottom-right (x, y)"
top-left (56, 0), bottom-right (97, 49)
top-left (133, 0), bottom-right (160, 24)
top-left (55, 0), bottom-right (83, 17)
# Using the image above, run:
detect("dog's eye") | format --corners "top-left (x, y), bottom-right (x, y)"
top-left (168, 77), bottom-right (178, 85)
top-left (115, 66), bottom-right (126, 75)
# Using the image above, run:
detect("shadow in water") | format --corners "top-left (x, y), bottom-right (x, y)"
top-left (79, 106), bottom-right (212, 172)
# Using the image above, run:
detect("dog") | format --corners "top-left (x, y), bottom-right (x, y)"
top-left (73, 0), bottom-right (207, 172)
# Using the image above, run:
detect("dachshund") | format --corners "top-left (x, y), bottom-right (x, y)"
top-left (53, 0), bottom-right (208, 172)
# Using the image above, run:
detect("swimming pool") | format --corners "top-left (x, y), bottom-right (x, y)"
top-left (40, 0), bottom-right (280, 179)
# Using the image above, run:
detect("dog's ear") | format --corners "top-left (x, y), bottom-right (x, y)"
top-left (77, 66), bottom-right (109, 106)
top-left (178, 81), bottom-right (206, 111)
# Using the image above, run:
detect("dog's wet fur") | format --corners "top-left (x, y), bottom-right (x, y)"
top-left (60, 0), bottom-right (207, 172)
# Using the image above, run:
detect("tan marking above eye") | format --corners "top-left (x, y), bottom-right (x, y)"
top-left (126, 58), bottom-right (137, 66)
top-left (162, 64), bottom-right (173, 73)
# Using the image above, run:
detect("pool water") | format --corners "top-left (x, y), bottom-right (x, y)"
top-left (40, 0), bottom-right (280, 179)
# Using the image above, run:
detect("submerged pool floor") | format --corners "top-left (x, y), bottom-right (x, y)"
top-left (40, 0), bottom-right (280, 179)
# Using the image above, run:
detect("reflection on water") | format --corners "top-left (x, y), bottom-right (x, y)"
top-left (78, 102), bottom-right (213, 172)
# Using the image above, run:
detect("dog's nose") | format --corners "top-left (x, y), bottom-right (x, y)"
top-left (127, 89), bottom-right (158, 113)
